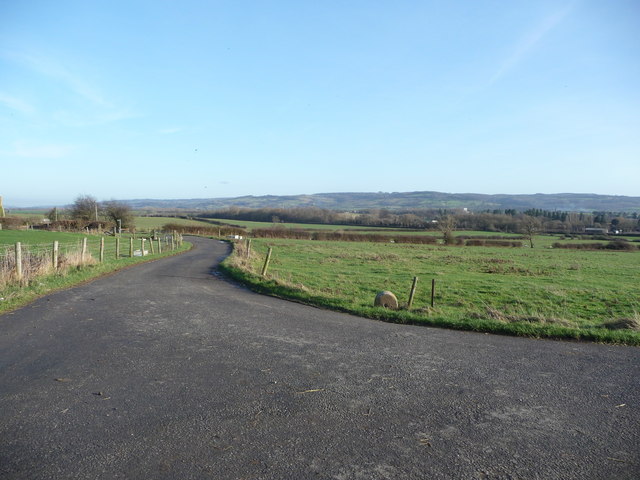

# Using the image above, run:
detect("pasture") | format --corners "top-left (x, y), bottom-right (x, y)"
top-left (133, 216), bottom-right (215, 231)
top-left (203, 217), bottom-right (398, 232)
top-left (222, 237), bottom-right (640, 344)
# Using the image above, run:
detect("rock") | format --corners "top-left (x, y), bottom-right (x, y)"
top-left (374, 291), bottom-right (398, 310)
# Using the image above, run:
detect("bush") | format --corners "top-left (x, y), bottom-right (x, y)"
top-left (164, 223), bottom-right (245, 237)
top-left (458, 235), bottom-right (525, 240)
top-left (552, 241), bottom-right (636, 251)
top-left (46, 220), bottom-right (86, 231)
top-left (250, 227), bottom-right (440, 245)
top-left (465, 239), bottom-right (485, 246)
top-left (605, 240), bottom-right (636, 251)
top-left (466, 239), bottom-right (523, 247)
top-left (0, 217), bottom-right (29, 229)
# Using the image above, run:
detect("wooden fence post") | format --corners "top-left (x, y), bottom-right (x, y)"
top-left (141, 238), bottom-right (146, 257)
top-left (81, 238), bottom-right (88, 264)
top-left (261, 247), bottom-right (273, 277)
top-left (15, 242), bottom-right (22, 282)
top-left (100, 237), bottom-right (105, 263)
top-left (431, 279), bottom-right (436, 308)
top-left (52, 241), bottom-right (59, 269)
top-left (246, 238), bottom-right (252, 257)
top-left (149, 237), bottom-right (155, 254)
top-left (116, 237), bottom-right (120, 259)
top-left (129, 237), bottom-right (134, 257)
top-left (157, 238), bottom-right (162, 254)
top-left (408, 276), bottom-right (418, 309)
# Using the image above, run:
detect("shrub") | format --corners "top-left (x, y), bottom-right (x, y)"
top-left (458, 235), bottom-right (525, 240)
top-left (250, 228), bottom-right (440, 245)
top-left (604, 240), bottom-right (636, 251)
top-left (466, 239), bottom-right (485, 246)
top-left (163, 223), bottom-right (245, 237)
top-left (466, 239), bottom-right (523, 247)
top-left (552, 241), bottom-right (636, 251)
top-left (0, 217), bottom-right (29, 229)
top-left (47, 220), bottom-right (89, 231)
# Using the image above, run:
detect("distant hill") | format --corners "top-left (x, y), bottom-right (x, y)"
top-left (124, 191), bottom-right (640, 213)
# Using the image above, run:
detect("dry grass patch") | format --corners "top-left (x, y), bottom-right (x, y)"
top-left (604, 316), bottom-right (640, 331)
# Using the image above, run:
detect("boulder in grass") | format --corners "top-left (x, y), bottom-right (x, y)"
top-left (374, 291), bottom-right (398, 310)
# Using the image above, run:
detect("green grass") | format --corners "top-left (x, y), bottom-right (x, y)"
top-left (4, 211), bottom-right (46, 221)
top-left (221, 237), bottom-right (640, 345)
top-left (0, 230), bottom-right (88, 245)
top-left (204, 217), bottom-right (400, 232)
top-left (0, 230), bottom-right (168, 259)
top-left (0, 230), bottom-right (190, 314)
top-left (133, 216), bottom-right (216, 231)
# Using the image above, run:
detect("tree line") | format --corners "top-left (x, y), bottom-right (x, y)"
top-left (204, 206), bottom-right (640, 234)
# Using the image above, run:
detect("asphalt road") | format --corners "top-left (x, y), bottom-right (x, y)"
top-left (1, 236), bottom-right (638, 479)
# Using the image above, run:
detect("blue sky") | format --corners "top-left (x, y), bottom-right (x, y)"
top-left (1, 0), bottom-right (638, 207)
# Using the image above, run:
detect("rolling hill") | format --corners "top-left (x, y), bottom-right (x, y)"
top-left (124, 191), bottom-right (640, 213)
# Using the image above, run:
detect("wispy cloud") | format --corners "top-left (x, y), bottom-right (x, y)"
top-left (6, 51), bottom-right (110, 107)
top-left (489, 3), bottom-right (575, 85)
top-left (2, 49), bottom-right (139, 126)
top-left (0, 92), bottom-right (35, 114)
top-left (3, 141), bottom-right (75, 159)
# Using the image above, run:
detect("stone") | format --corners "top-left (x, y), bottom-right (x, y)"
top-left (374, 291), bottom-right (398, 310)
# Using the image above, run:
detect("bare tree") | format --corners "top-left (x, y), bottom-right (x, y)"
top-left (438, 215), bottom-right (457, 245)
top-left (71, 195), bottom-right (99, 221)
top-left (46, 207), bottom-right (68, 221)
top-left (102, 200), bottom-right (134, 229)
top-left (521, 215), bottom-right (541, 248)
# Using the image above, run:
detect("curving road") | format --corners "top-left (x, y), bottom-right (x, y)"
top-left (1, 236), bottom-right (638, 479)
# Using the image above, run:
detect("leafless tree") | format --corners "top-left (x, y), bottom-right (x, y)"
top-left (521, 216), bottom-right (541, 248)
top-left (438, 215), bottom-right (457, 245)
top-left (103, 200), bottom-right (134, 229)
top-left (71, 195), bottom-right (99, 221)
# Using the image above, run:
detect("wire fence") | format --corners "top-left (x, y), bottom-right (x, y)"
top-left (0, 232), bottom-right (183, 289)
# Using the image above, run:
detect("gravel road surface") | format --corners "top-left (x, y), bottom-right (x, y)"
top-left (1, 236), bottom-right (638, 479)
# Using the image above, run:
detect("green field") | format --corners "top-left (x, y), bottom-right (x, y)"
top-left (221, 237), bottom-right (640, 344)
top-left (4, 211), bottom-right (46, 221)
top-left (0, 230), bottom-right (88, 245)
top-left (203, 217), bottom-right (400, 232)
top-left (0, 229), bottom-right (169, 257)
top-left (134, 216), bottom-right (215, 231)
top-left (198, 218), bottom-right (633, 248)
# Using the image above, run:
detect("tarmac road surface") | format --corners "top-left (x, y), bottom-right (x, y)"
top-left (1, 236), bottom-right (638, 479)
